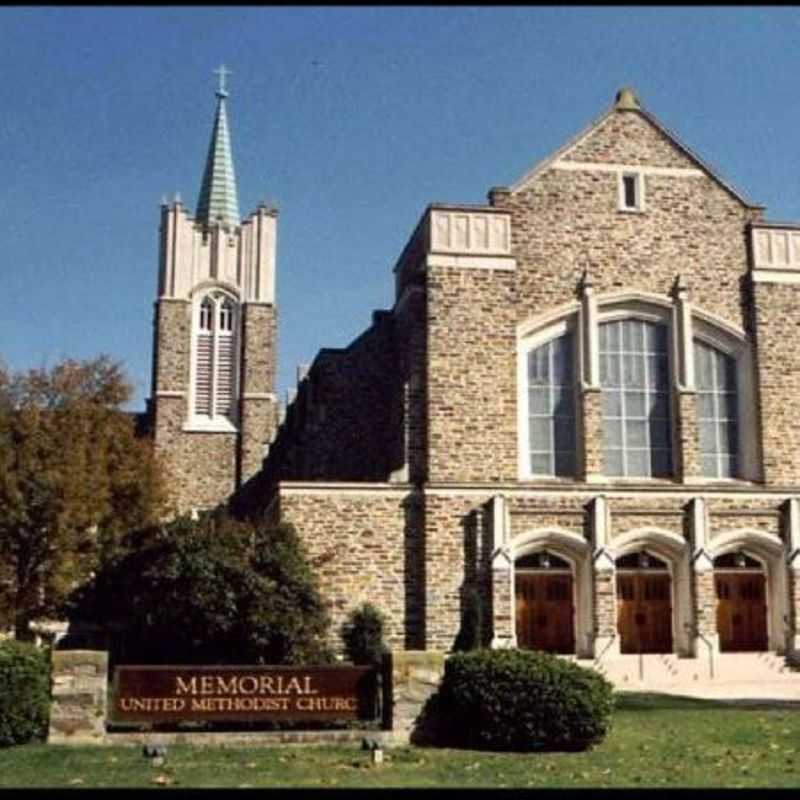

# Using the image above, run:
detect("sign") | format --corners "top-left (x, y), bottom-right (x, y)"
top-left (113, 665), bottom-right (376, 722)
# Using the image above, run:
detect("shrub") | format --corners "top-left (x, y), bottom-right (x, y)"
top-left (436, 649), bottom-right (614, 751)
top-left (453, 586), bottom-right (483, 651)
top-left (67, 512), bottom-right (332, 666)
top-left (342, 604), bottom-right (387, 666)
top-left (0, 640), bottom-right (50, 747)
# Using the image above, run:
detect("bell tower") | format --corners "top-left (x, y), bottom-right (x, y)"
top-left (148, 67), bottom-right (278, 512)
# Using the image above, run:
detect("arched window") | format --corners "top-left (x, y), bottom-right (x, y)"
top-left (191, 290), bottom-right (239, 427)
top-left (526, 332), bottom-right (576, 476)
top-left (599, 319), bottom-right (672, 477)
top-left (695, 339), bottom-right (738, 478)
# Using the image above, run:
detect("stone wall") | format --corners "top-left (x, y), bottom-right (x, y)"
top-left (265, 311), bottom-right (405, 484)
top-left (153, 396), bottom-right (238, 513)
top-left (277, 488), bottom-right (423, 650)
top-left (239, 303), bottom-right (278, 484)
top-left (48, 650), bottom-right (108, 745)
top-left (752, 282), bottom-right (800, 485)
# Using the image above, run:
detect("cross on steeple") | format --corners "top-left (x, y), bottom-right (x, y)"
top-left (214, 64), bottom-right (232, 96)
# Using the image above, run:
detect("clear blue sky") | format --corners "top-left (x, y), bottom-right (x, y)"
top-left (2, 7), bottom-right (800, 410)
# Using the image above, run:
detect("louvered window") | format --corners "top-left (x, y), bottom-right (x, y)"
top-left (192, 292), bottom-right (239, 426)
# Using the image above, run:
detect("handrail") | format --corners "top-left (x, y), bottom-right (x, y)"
top-left (591, 629), bottom-right (617, 666)
top-left (685, 622), bottom-right (714, 679)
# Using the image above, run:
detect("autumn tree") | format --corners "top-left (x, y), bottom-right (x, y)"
top-left (0, 356), bottom-right (167, 639)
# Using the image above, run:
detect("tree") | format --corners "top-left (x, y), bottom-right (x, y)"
top-left (0, 356), bottom-right (167, 639)
top-left (70, 512), bottom-right (332, 666)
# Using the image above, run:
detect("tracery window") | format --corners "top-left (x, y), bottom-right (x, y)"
top-left (599, 319), bottom-right (672, 478)
top-left (526, 332), bottom-right (577, 476)
top-left (695, 339), bottom-right (738, 478)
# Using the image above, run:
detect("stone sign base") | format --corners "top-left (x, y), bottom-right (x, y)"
top-left (47, 649), bottom-right (447, 747)
top-left (48, 650), bottom-right (108, 745)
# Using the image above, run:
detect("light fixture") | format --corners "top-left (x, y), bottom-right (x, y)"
top-left (540, 552), bottom-right (551, 569)
top-left (640, 552), bottom-right (650, 569)
top-left (735, 551), bottom-right (747, 569)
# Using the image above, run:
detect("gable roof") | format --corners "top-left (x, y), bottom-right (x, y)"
top-left (509, 88), bottom-right (764, 210)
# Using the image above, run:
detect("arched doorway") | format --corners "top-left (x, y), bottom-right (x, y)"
top-left (616, 550), bottom-right (673, 654)
top-left (714, 551), bottom-right (768, 652)
top-left (514, 550), bottom-right (575, 654)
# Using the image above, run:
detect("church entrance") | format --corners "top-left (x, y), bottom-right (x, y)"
top-left (714, 552), bottom-right (768, 652)
top-left (616, 551), bottom-right (673, 654)
top-left (514, 551), bottom-right (575, 654)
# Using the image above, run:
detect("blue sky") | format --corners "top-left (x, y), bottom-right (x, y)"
top-left (2, 7), bottom-right (800, 410)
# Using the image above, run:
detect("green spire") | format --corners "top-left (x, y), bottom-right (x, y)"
top-left (196, 65), bottom-right (240, 226)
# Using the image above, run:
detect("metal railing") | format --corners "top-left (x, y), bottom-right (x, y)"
top-left (685, 622), bottom-right (714, 679)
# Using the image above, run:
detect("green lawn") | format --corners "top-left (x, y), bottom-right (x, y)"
top-left (4, 693), bottom-right (800, 788)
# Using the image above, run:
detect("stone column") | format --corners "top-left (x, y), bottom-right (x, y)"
top-left (689, 497), bottom-right (719, 655)
top-left (489, 495), bottom-right (516, 648)
top-left (590, 495), bottom-right (618, 657)
top-left (676, 390), bottom-right (702, 481)
top-left (581, 388), bottom-right (604, 481)
top-left (490, 559), bottom-right (515, 648)
top-left (48, 650), bottom-right (108, 745)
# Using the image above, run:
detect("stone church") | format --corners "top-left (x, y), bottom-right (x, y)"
top-left (147, 79), bottom-right (800, 671)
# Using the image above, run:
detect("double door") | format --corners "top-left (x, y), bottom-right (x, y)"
top-left (616, 572), bottom-right (673, 654)
top-left (515, 571), bottom-right (575, 654)
top-left (715, 572), bottom-right (767, 652)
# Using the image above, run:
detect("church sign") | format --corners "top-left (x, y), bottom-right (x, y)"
top-left (113, 665), bottom-right (376, 723)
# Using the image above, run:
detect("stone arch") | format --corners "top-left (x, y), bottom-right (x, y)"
top-left (609, 526), bottom-right (691, 655)
top-left (506, 527), bottom-right (592, 657)
top-left (707, 528), bottom-right (786, 651)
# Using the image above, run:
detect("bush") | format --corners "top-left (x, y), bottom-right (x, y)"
top-left (342, 603), bottom-right (387, 666)
top-left (436, 649), bottom-right (614, 751)
top-left (67, 512), bottom-right (332, 666)
top-left (0, 640), bottom-right (50, 747)
top-left (453, 586), bottom-right (483, 651)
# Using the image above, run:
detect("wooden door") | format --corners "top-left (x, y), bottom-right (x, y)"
top-left (715, 572), bottom-right (767, 652)
top-left (515, 572), bottom-right (575, 654)
top-left (616, 573), bottom-right (673, 654)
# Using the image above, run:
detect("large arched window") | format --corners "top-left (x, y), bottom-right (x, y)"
top-left (191, 290), bottom-right (239, 427)
top-left (695, 339), bottom-right (738, 478)
top-left (526, 331), bottom-right (577, 476)
top-left (599, 319), bottom-right (672, 477)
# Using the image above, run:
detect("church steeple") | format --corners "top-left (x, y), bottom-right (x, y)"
top-left (196, 65), bottom-right (240, 227)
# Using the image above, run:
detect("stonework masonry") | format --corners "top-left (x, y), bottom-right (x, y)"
top-left (149, 86), bottom-right (800, 666)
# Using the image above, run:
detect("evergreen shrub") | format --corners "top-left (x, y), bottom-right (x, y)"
top-left (342, 603), bottom-right (387, 666)
top-left (0, 640), bottom-right (50, 747)
top-left (437, 648), bottom-right (614, 751)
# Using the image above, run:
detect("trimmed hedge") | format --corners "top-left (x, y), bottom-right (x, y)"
top-left (0, 640), bottom-right (50, 747)
top-left (436, 649), bottom-right (614, 751)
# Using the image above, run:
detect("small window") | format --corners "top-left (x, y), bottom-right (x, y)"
top-left (619, 172), bottom-right (643, 212)
top-left (199, 299), bottom-right (213, 331)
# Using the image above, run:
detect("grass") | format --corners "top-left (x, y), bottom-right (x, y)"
top-left (3, 692), bottom-right (800, 788)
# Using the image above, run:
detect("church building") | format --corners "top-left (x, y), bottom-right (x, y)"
top-left (147, 79), bottom-right (800, 669)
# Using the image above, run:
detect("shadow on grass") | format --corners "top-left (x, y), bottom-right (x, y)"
top-left (615, 692), bottom-right (800, 712)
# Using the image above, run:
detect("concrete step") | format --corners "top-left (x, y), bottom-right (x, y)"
top-left (583, 651), bottom-right (800, 690)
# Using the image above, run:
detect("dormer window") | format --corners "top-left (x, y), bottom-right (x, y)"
top-left (619, 172), bottom-right (644, 212)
